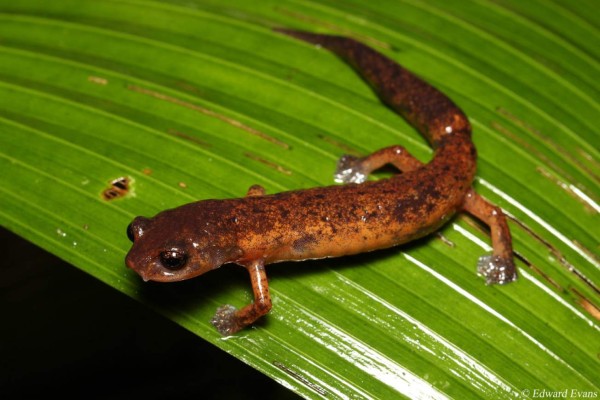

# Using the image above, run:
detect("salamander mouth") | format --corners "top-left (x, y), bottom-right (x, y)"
top-left (125, 255), bottom-right (201, 283)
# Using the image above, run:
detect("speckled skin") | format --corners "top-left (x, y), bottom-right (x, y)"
top-left (126, 30), bottom-right (516, 335)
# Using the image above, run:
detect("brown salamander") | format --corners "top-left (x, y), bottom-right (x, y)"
top-left (125, 29), bottom-right (517, 335)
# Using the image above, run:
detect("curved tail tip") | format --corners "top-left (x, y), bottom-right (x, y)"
top-left (273, 27), bottom-right (325, 44)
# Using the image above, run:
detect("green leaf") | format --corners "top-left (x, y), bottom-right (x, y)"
top-left (1, 0), bottom-right (598, 398)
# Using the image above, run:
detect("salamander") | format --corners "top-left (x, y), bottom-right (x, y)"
top-left (125, 29), bottom-right (517, 336)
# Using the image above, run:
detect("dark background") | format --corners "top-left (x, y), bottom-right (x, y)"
top-left (0, 226), bottom-right (300, 399)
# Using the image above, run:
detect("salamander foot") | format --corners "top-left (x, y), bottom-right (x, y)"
top-left (211, 304), bottom-right (242, 336)
top-left (477, 254), bottom-right (517, 285)
top-left (334, 155), bottom-right (368, 183)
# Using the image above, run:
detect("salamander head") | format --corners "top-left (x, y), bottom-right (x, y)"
top-left (125, 210), bottom-right (242, 282)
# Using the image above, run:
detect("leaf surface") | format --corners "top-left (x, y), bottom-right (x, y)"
top-left (0, 1), bottom-right (598, 398)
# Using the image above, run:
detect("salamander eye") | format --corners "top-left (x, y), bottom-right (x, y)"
top-left (159, 249), bottom-right (188, 270)
top-left (127, 217), bottom-right (151, 242)
top-left (127, 223), bottom-right (135, 242)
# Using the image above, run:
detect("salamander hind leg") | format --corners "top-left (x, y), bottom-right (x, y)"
top-left (211, 259), bottom-right (272, 335)
top-left (462, 189), bottom-right (517, 285)
top-left (334, 145), bottom-right (424, 183)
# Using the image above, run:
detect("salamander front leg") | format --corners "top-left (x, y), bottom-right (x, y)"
top-left (211, 259), bottom-right (272, 335)
top-left (246, 184), bottom-right (266, 196)
top-left (334, 145), bottom-right (424, 183)
top-left (462, 189), bottom-right (517, 285)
